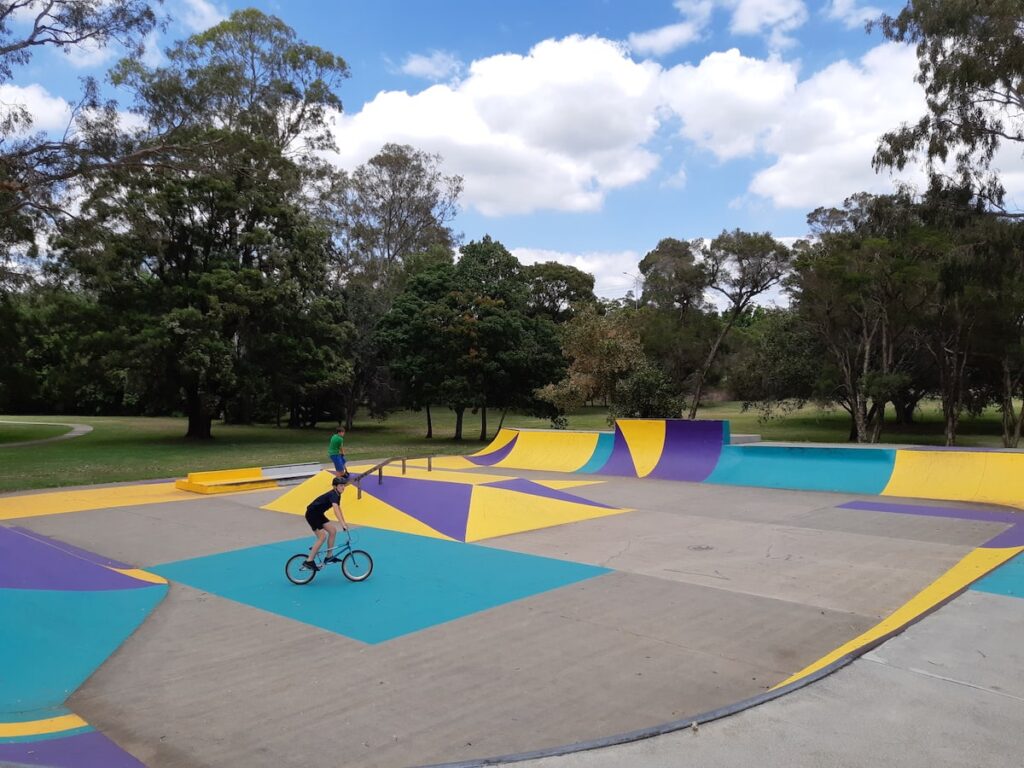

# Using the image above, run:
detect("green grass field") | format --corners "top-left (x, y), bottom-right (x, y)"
top-left (0, 401), bottom-right (1014, 493)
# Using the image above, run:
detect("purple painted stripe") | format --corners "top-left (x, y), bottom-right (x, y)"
top-left (839, 500), bottom-right (1024, 549)
top-left (10, 527), bottom-right (133, 569)
top-left (647, 420), bottom-right (726, 482)
top-left (468, 433), bottom-right (518, 466)
top-left (0, 730), bottom-right (145, 767)
top-left (839, 500), bottom-right (1020, 525)
top-left (596, 423), bottom-right (639, 477)
top-left (0, 527), bottom-right (148, 591)
top-left (483, 478), bottom-right (619, 509)
top-left (366, 476), bottom-right (472, 541)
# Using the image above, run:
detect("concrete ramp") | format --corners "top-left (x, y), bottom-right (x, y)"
top-left (598, 419), bottom-right (728, 481)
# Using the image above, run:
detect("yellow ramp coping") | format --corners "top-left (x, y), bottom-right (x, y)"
top-left (494, 430), bottom-right (599, 473)
top-left (884, 450), bottom-right (1024, 509)
top-left (615, 419), bottom-right (667, 478)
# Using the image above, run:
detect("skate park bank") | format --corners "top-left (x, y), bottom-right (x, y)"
top-left (1, 419), bottom-right (1022, 766)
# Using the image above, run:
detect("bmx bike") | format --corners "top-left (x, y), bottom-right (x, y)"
top-left (284, 530), bottom-right (373, 585)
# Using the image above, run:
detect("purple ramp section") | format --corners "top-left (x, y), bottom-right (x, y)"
top-left (366, 476), bottom-right (473, 541)
top-left (483, 479), bottom-right (619, 509)
top-left (596, 423), bottom-right (639, 478)
top-left (0, 730), bottom-right (145, 768)
top-left (647, 420), bottom-right (727, 482)
top-left (11, 526), bottom-right (133, 569)
top-left (0, 527), bottom-right (147, 591)
top-left (840, 500), bottom-right (1024, 548)
top-left (468, 433), bottom-right (518, 466)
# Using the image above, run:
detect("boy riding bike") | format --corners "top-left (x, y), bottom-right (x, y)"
top-left (303, 475), bottom-right (350, 571)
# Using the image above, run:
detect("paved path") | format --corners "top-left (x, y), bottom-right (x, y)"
top-left (0, 419), bottom-right (93, 448)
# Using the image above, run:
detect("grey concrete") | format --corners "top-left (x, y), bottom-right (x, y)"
top-left (0, 419), bottom-right (93, 448)
top-left (7, 472), bottom-right (1010, 767)
top-left (511, 591), bottom-right (1024, 768)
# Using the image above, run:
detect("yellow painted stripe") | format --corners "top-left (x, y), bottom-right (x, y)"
top-left (0, 714), bottom-right (87, 738)
top-left (615, 419), bottom-right (666, 478)
top-left (535, 480), bottom-right (604, 490)
top-left (772, 545), bottom-right (1024, 689)
top-left (494, 431), bottom-right (599, 473)
top-left (0, 483), bottom-right (205, 521)
top-left (111, 567), bottom-right (168, 585)
top-left (407, 456), bottom-right (478, 470)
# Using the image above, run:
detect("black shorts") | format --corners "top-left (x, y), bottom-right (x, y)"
top-left (305, 509), bottom-right (329, 531)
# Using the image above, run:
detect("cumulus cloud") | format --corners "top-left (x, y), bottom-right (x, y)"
top-left (400, 50), bottom-right (463, 81)
top-left (727, 0), bottom-right (808, 50)
top-left (0, 83), bottom-right (73, 134)
top-left (825, 0), bottom-right (883, 29)
top-left (328, 36), bottom-right (663, 216)
top-left (179, 0), bottom-right (226, 32)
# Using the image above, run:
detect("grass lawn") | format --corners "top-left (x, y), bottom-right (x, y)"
top-left (0, 401), bottom-right (1014, 493)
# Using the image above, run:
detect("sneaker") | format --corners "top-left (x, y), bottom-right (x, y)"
top-left (301, 559), bottom-right (319, 572)
top-left (324, 555), bottom-right (341, 564)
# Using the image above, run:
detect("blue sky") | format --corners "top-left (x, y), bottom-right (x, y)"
top-left (9, 0), bottom-right (941, 299)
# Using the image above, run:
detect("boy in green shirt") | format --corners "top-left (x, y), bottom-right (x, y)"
top-left (328, 426), bottom-right (348, 477)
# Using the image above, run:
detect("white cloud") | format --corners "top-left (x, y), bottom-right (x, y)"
top-left (0, 83), bottom-right (73, 134)
top-left (512, 247), bottom-right (643, 300)
top-left (663, 163), bottom-right (688, 189)
top-left (63, 37), bottom-right (116, 69)
top-left (727, 0), bottom-right (808, 49)
top-left (629, 22), bottom-right (704, 57)
top-left (660, 48), bottom-right (798, 159)
top-left (179, 0), bottom-right (226, 32)
top-left (328, 36), bottom-right (663, 216)
top-left (826, 0), bottom-right (883, 29)
top-left (140, 30), bottom-right (167, 68)
top-left (400, 50), bottom-right (463, 81)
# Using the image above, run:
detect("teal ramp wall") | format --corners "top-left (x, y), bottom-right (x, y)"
top-left (706, 445), bottom-right (897, 494)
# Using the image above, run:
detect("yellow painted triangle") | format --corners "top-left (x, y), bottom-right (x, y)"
top-left (465, 485), bottom-right (630, 542)
top-left (407, 456), bottom-right (478, 470)
top-left (615, 419), bottom-right (666, 478)
top-left (262, 470), bottom-right (335, 514)
top-left (536, 479), bottom-right (604, 490)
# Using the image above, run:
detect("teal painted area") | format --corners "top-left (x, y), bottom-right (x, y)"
top-left (972, 552), bottom-right (1024, 599)
top-left (706, 445), bottom-right (896, 494)
top-left (0, 586), bottom-right (166, 714)
top-left (579, 432), bottom-right (614, 473)
top-left (152, 529), bottom-right (610, 644)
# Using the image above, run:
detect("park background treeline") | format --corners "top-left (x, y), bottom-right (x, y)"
top-left (1, 3), bottom-right (1022, 447)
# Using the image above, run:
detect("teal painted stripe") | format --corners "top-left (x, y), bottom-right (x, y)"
top-left (0, 586), bottom-right (166, 713)
top-left (579, 432), bottom-right (615, 473)
top-left (706, 445), bottom-right (896, 494)
top-left (971, 552), bottom-right (1024, 599)
top-left (0, 726), bottom-right (93, 745)
top-left (153, 529), bottom-right (611, 644)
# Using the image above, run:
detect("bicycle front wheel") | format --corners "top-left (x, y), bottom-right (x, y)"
top-left (285, 554), bottom-right (317, 585)
top-left (342, 550), bottom-right (373, 582)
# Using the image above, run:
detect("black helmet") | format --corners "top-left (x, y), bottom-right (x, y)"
top-left (332, 474), bottom-right (350, 486)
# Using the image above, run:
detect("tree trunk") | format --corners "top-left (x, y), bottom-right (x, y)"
top-left (185, 387), bottom-right (213, 440)
top-left (479, 403), bottom-right (487, 441)
top-left (688, 315), bottom-right (738, 419)
top-left (453, 407), bottom-right (464, 441)
top-left (425, 404), bottom-right (433, 439)
top-left (497, 407), bottom-right (509, 433)
top-left (1000, 359), bottom-right (1023, 448)
top-left (867, 400), bottom-right (885, 444)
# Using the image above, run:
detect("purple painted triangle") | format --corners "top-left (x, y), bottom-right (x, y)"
top-left (0, 527), bottom-right (150, 591)
top-left (483, 478), bottom-right (619, 509)
top-left (468, 433), bottom-right (518, 466)
top-left (0, 729), bottom-right (145, 768)
top-left (363, 476), bottom-right (473, 541)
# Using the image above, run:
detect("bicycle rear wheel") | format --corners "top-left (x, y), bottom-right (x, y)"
top-left (341, 550), bottom-right (373, 581)
top-left (285, 554), bottom-right (317, 585)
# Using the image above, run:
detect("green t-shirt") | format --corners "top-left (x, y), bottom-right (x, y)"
top-left (328, 434), bottom-right (344, 456)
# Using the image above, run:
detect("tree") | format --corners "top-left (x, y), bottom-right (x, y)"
top-left (523, 261), bottom-right (596, 322)
top-left (53, 10), bottom-right (352, 438)
top-left (609, 360), bottom-right (683, 420)
top-left (687, 230), bottom-right (790, 419)
top-left (872, 0), bottom-right (1024, 213)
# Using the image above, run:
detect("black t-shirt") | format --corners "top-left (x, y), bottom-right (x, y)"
top-left (306, 488), bottom-right (341, 515)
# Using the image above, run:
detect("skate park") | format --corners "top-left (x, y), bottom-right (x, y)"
top-left (2, 419), bottom-right (1023, 768)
